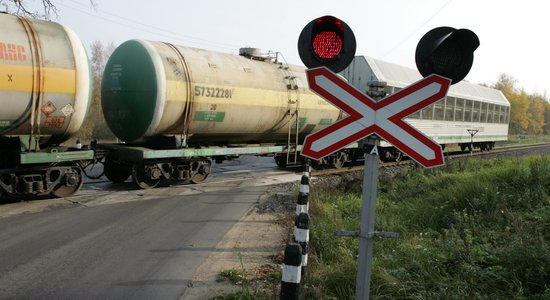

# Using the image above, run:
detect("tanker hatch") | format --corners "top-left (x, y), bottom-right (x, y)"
top-left (239, 47), bottom-right (270, 61)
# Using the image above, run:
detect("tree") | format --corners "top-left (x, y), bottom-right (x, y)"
top-left (77, 40), bottom-right (116, 140)
top-left (493, 73), bottom-right (517, 99)
top-left (544, 104), bottom-right (550, 134)
top-left (493, 73), bottom-right (550, 135)
top-left (0, 0), bottom-right (96, 19)
top-left (494, 74), bottom-right (529, 134)
top-left (527, 95), bottom-right (545, 134)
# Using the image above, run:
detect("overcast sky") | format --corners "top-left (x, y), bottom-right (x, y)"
top-left (41, 0), bottom-right (549, 95)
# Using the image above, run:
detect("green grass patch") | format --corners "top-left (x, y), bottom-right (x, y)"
top-left (499, 134), bottom-right (550, 146)
top-left (303, 156), bottom-right (550, 299)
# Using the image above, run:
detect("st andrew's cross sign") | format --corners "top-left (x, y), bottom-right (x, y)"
top-left (301, 67), bottom-right (451, 168)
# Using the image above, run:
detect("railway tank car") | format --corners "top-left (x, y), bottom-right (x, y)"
top-left (101, 40), bottom-right (339, 144)
top-left (100, 40), bottom-right (342, 188)
top-left (0, 13), bottom-right (93, 197)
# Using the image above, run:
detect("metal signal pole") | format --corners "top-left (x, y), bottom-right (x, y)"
top-left (356, 135), bottom-right (381, 299)
top-left (356, 81), bottom-right (385, 300)
top-left (334, 81), bottom-right (399, 300)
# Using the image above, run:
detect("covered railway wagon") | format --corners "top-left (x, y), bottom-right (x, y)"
top-left (0, 13), bottom-right (92, 197)
top-left (100, 40), bottom-right (342, 188)
top-left (341, 56), bottom-right (510, 159)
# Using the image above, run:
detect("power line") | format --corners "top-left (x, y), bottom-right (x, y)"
top-left (381, 0), bottom-right (454, 59)
top-left (53, 0), bottom-right (241, 51)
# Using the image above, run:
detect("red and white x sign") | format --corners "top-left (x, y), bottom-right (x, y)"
top-left (301, 67), bottom-right (451, 168)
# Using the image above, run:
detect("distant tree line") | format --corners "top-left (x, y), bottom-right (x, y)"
top-left (493, 74), bottom-right (550, 135)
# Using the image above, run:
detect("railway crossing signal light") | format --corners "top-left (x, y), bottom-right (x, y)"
top-left (415, 26), bottom-right (480, 84)
top-left (298, 15), bottom-right (356, 73)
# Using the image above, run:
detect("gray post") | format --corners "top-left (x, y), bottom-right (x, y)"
top-left (356, 80), bottom-right (385, 300)
top-left (333, 80), bottom-right (398, 299)
top-left (467, 129), bottom-right (478, 155)
top-left (355, 137), bottom-right (380, 300)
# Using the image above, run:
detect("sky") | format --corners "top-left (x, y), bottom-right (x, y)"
top-left (28, 0), bottom-right (549, 96)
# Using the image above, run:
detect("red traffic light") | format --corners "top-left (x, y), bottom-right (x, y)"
top-left (415, 27), bottom-right (480, 84)
top-left (298, 16), bottom-right (356, 73)
top-left (313, 31), bottom-right (343, 60)
top-left (312, 17), bottom-right (344, 60)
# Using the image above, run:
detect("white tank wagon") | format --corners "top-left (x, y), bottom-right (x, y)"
top-left (341, 56), bottom-right (510, 159)
top-left (0, 13), bottom-right (93, 198)
top-left (100, 41), bottom-right (348, 188)
top-left (0, 12), bottom-right (91, 145)
top-left (101, 41), bottom-right (340, 145)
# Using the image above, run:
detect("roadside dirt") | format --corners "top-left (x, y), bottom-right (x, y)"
top-left (180, 183), bottom-right (296, 300)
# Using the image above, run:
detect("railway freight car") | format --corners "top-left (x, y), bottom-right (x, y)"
top-left (0, 13), bottom-right (92, 197)
top-left (99, 41), bottom-right (348, 188)
top-left (341, 56), bottom-right (510, 160)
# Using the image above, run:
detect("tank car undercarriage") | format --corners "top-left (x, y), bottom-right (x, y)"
top-left (0, 136), bottom-right (92, 198)
top-left (0, 163), bottom-right (83, 197)
top-left (274, 148), bottom-right (363, 169)
top-left (103, 157), bottom-right (211, 189)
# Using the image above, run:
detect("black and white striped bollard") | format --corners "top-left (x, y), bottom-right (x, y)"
top-left (280, 242), bottom-right (302, 300)
top-left (294, 213), bottom-right (309, 274)
top-left (296, 162), bottom-right (311, 216)
top-left (295, 177), bottom-right (309, 216)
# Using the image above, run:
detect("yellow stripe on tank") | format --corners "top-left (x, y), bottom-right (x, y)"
top-left (0, 64), bottom-right (76, 94)
top-left (165, 80), bottom-right (337, 110)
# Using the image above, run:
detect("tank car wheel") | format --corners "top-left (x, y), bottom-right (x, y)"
top-left (104, 161), bottom-right (131, 183)
top-left (332, 151), bottom-right (348, 169)
top-left (274, 155), bottom-right (287, 168)
top-left (460, 144), bottom-right (472, 152)
top-left (132, 163), bottom-right (160, 189)
top-left (51, 166), bottom-right (84, 198)
top-left (190, 160), bottom-right (211, 184)
top-left (395, 151), bottom-right (404, 163)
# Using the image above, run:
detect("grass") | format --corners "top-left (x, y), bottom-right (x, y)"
top-left (303, 155), bottom-right (550, 299)
top-left (216, 253), bottom-right (282, 300)
top-left (499, 134), bottom-right (550, 146)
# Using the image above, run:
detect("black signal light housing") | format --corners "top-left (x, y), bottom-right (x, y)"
top-left (416, 26), bottom-right (480, 84)
top-left (298, 15), bottom-right (356, 73)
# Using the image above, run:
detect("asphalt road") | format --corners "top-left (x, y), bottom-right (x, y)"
top-left (0, 187), bottom-right (266, 299)
top-left (0, 156), bottom-right (299, 300)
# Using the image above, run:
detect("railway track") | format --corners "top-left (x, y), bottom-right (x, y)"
top-left (73, 142), bottom-right (550, 196)
top-left (310, 142), bottom-right (550, 177)
top-left (3, 142), bottom-right (549, 208)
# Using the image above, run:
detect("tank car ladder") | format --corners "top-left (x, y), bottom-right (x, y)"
top-left (278, 59), bottom-right (300, 166)
top-left (20, 17), bottom-right (45, 152)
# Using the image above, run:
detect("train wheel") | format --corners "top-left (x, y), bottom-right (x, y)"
top-left (190, 159), bottom-right (211, 184)
top-left (274, 155), bottom-right (287, 168)
top-left (104, 160), bottom-right (131, 183)
top-left (51, 165), bottom-right (84, 198)
top-left (332, 151), bottom-right (348, 169)
top-left (132, 162), bottom-right (160, 189)
top-left (460, 144), bottom-right (472, 152)
top-left (395, 151), bottom-right (404, 163)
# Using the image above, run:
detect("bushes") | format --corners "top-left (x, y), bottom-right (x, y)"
top-left (304, 156), bottom-right (550, 299)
